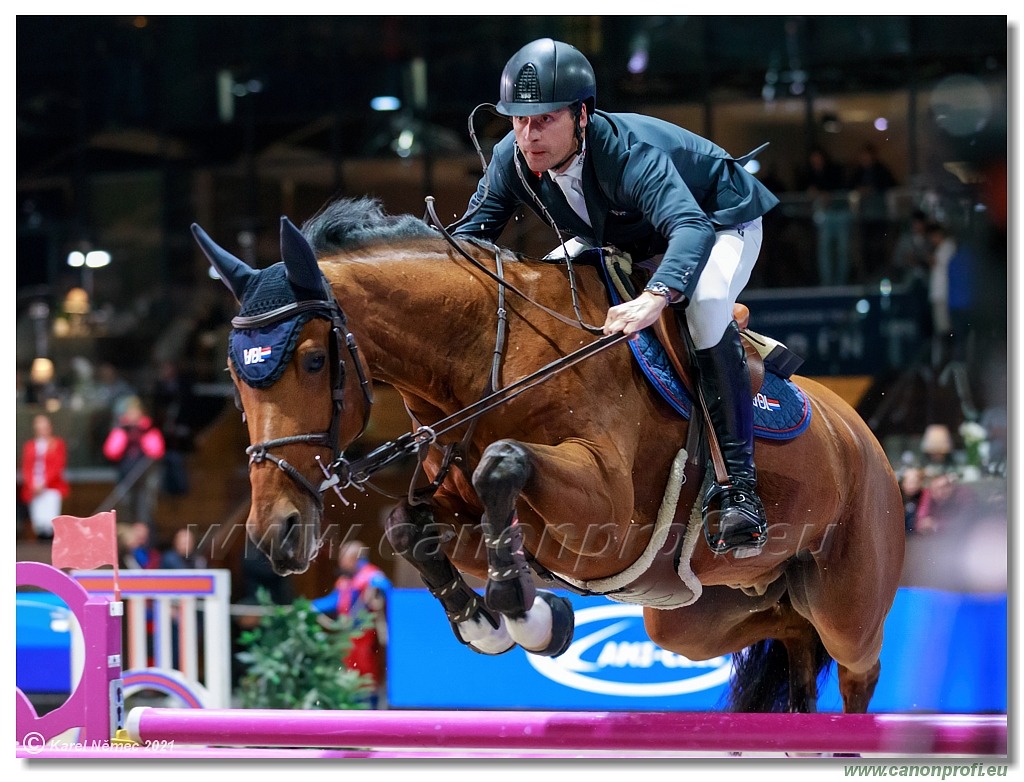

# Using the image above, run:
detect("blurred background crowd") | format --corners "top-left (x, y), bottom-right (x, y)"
top-left (16, 15), bottom-right (1009, 607)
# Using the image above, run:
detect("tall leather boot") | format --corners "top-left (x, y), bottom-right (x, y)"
top-left (693, 320), bottom-right (768, 557)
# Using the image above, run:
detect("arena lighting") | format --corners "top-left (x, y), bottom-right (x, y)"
top-left (67, 249), bottom-right (110, 268)
top-left (85, 250), bottom-right (111, 268)
top-left (371, 96), bottom-right (401, 111)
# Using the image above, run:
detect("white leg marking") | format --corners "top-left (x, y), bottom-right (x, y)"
top-left (457, 612), bottom-right (514, 655)
top-left (504, 596), bottom-right (553, 652)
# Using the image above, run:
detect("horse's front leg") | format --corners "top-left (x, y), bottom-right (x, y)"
top-left (384, 502), bottom-right (514, 655)
top-left (473, 439), bottom-right (574, 657)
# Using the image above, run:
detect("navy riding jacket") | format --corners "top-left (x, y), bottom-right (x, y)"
top-left (452, 111), bottom-right (779, 301)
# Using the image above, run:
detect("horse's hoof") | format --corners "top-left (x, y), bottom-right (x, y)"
top-left (529, 591), bottom-right (575, 658)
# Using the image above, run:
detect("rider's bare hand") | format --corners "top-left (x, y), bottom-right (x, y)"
top-left (602, 292), bottom-right (668, 336)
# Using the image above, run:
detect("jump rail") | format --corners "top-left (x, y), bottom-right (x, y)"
top-left (126, 707), bottom-right (1007, 756)
top-left (15, 560), bottom-right (1008, 760)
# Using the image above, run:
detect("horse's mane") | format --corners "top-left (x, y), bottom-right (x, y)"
top-left (301, 197), bottom-right (438, 256)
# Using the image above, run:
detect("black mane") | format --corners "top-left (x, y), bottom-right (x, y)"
top-left (300, 197), bottom-right (438, 256)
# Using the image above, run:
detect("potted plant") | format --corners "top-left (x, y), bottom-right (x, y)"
top-left (236, 588), bottom-right (374, 709)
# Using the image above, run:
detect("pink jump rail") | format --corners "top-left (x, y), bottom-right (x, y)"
top-left (126, 708), bottom-right (1007, 756)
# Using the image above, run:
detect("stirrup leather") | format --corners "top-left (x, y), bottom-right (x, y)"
top-left (702, 482), bottom-right (768, 555)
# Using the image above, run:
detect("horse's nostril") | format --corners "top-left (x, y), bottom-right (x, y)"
top-left (279, 512), bottom-right (302, 552)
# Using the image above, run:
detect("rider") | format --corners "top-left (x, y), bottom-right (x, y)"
top-left (451, 38), bottom-right (779, 556)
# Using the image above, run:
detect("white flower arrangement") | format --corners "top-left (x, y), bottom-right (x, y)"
top-left (958, 421), bottom-right (988, 469)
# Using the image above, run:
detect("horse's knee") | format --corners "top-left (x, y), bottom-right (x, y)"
top-left (473, 440), bottom-right (532, 502)
top-left (383, 503), bottom-right (452, 562)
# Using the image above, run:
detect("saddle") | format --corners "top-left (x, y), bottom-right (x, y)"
top-left (601, 250), bottom-right (803, 397)
top-left (546, 249), bottom-right (805, 608)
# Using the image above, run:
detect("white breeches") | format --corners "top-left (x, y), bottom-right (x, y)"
top-left (686, 217), bottom-right (763, 350)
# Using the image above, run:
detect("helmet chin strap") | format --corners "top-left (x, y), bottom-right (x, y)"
top-left (549, 102), bottom-right (586, 173)
top-left (550, 146), bottom-right (579, 173)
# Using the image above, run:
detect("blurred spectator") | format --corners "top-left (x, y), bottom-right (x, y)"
top-left (20, 413), bottom-right (69, 540)
top-left (979, 404), bottom-right (1007, 476)
top-left (890, 209), bottom-right (931, 286)
top-left (150, 360), bottom-right (196, 497)
top-left (899, 466), bottom-right (925, 534)
top-left (798, 144), bottom-right (851, 286)
top-left (312, 540), bottom-right (391, 708)
top-left (920, 423), bottom-right (954, 477)
top-left (945, 237), bottom-right (977, 364)
top-left (119, 521), bottom-right (161, 569)
top-left (161, 527), bottom-right (208, 569)
top-left (849, 143), bottom-right (898, 280)
top-left (90, 362), bottom-right (137, 415)
top-left (915, 472), bottom-right (974, 535)
top-left (925, 220), bottom-right (957, 366)
top-left (103, 396), bottom-right (166, 535)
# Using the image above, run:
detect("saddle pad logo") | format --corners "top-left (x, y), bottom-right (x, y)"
top-left (595, 251), bottom-right (811, 441)
top-left (527, 604), bottom-right (732, 697)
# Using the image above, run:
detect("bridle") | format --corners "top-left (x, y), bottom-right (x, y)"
top-left (231, 296), bottom-right (374, 513)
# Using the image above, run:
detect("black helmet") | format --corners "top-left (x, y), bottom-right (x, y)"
top-left (495, 38), bottom-right (596, 117)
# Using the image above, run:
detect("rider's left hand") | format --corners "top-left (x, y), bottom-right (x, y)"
top-left (602, 292), bottom-right (669, 336)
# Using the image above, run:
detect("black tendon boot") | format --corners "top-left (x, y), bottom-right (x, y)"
top-left (694, 321), bottom-right (768, 557)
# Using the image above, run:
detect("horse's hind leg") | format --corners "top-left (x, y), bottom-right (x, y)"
top-left (472, 439), bottom-right (574, 657)
top-left (384, 502), bottom-right (513, 655)
top-left (838, 661), bottom-right (881, 714)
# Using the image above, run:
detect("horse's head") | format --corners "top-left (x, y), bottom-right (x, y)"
top-left (193, 216), bottom-right (373, 575)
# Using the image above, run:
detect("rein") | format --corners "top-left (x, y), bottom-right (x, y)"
top-left (425, 197), bottom-right (604, 336)
top-left (319, 328), bottom-right (631, 498)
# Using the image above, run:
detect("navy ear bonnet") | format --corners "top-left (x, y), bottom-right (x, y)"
top-left (193, 216), bottom-right (334, 390)
top-left (229, 263), bottom-right (320, 388)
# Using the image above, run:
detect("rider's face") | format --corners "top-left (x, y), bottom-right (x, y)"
top-left (512, 105), bottom-right (587, 174)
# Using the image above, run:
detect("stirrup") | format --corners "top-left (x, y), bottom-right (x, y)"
top-left (702, 482), bottom-right (768, 557)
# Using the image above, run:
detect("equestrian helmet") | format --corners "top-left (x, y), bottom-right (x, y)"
top-left (495, 38), bottom-right (596, 117)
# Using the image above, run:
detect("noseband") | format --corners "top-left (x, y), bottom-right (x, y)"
top-left (232, 296), bottom-right (374, 512)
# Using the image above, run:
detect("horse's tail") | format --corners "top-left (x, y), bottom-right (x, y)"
top-left (724, 635), bottom-right (834, 713)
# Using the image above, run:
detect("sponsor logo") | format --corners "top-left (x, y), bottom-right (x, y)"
top-left (526, 604), bottom-right (732, 697)
top-left (753, 392), bottom-right (780, 411)
top-left (243, 346), bottom-right (273, 365)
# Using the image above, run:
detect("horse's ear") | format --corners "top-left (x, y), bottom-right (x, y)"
top-left (279, 216), bottom-right (325, 299)
top-left (191, 223), bottom-right (257, 303)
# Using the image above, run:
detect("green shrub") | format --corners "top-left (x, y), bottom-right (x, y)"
top-left (236, 587), bottom-right (374, 709)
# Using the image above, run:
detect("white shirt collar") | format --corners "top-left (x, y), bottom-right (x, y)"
top-left (548, 142), bottom-right (586, 181)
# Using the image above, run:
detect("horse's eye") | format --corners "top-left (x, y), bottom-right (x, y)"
top-left (303, 352), bottom-right (327, 373)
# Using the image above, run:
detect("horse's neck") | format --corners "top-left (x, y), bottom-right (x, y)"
top-left (325, 249), bottom-right (496, 411)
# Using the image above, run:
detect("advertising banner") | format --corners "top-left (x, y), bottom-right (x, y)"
top-left (386, 587), bottom-right (1006, 713)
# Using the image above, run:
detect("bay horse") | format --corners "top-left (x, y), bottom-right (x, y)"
top-left (194, 197), bottom-right (905, 714)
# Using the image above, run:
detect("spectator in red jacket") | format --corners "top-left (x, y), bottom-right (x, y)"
top-left (20, 413), bottom-right (69, 539)
top-left (312, 541), bottom-right (391, 708)
top-left (103, 396), bottom-right (165, 535)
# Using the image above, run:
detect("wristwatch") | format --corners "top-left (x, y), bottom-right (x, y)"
top-left (643, 281), bottom-right (684, 304)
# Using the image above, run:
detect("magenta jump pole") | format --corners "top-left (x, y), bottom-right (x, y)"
top-left (126, 709), bottom-right (1007, 756)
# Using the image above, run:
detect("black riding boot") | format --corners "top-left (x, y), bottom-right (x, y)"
top-left (694, 320), bottom-right (768, 557)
